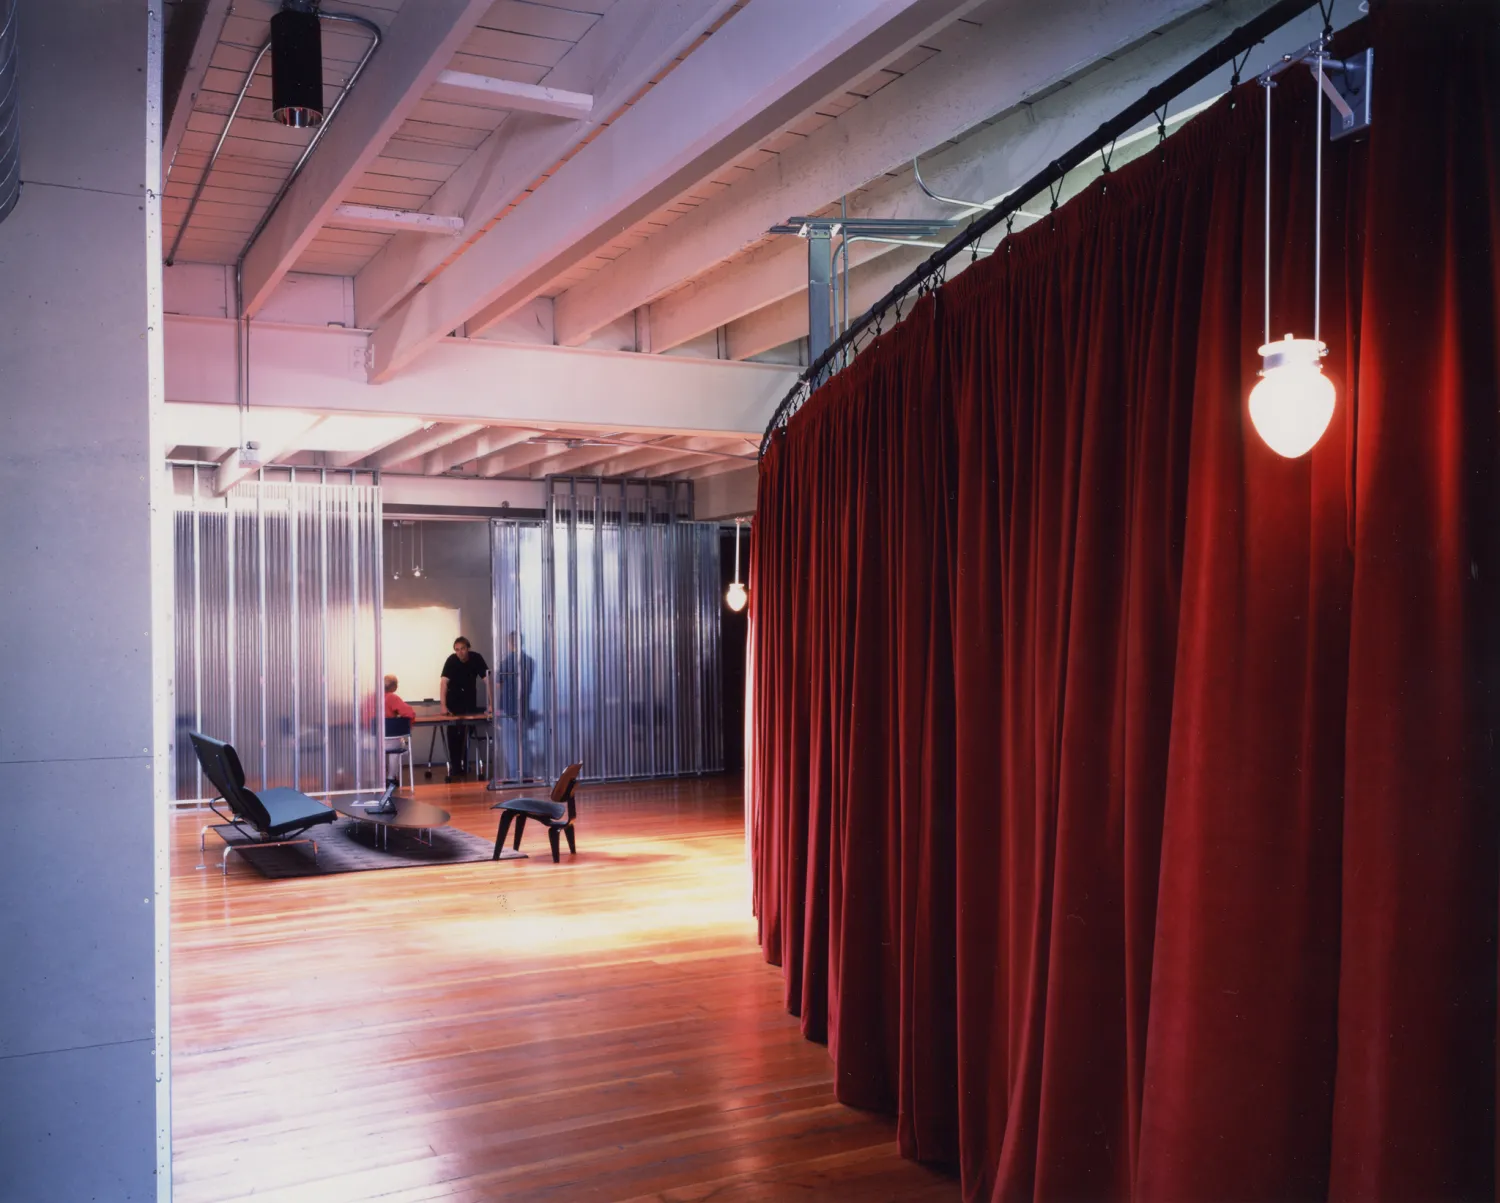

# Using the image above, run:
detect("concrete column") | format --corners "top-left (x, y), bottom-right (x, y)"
top-left (0, 2), bottom-right (166, 1200)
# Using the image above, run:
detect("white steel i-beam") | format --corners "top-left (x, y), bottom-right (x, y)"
top-left (237, 0), bottom-right (495, 318)
top-left (368, 0), bottom-right (989, 380)
top-left (352, 0), bottom-right (741, 329)
top-left (550, 0), bottom-right (1207, 348)
top-left (649, 0), bottom-right (1287, 354)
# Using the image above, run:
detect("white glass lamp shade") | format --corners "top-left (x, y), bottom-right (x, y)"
top-left (1249, 335), bottom-right (1336, 458)
top-left (726, 581), bottom-right (749, 612)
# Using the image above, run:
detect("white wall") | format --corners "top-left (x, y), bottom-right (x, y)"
top-left (0, 1), bottom-right (163, 1198)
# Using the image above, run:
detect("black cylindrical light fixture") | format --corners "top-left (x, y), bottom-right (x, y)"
top-left (271, 6), bottom-right (324, 128)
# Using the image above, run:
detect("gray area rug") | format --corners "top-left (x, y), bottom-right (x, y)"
top-left (207, 817), bottom-right (520, 879)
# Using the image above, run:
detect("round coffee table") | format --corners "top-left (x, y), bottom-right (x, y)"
top-left (332, 795), bottom-right (451, 851)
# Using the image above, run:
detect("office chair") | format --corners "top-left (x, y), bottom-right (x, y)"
top-left (384, 715), bottom-right (414, 791)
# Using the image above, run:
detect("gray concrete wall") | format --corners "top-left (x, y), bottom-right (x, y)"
top-left (0, 2), bottom-right (162, 1199)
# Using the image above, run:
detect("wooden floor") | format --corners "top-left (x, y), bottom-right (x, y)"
top-left (170, 775), bottom-right (960, 1203)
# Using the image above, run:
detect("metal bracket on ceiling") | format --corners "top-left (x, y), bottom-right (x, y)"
top-left (1259, 41), bottom-right (1373, 141)
top-left (1317, 47), bottom-right (1372, 139)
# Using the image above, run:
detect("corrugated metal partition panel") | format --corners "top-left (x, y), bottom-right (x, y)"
top-left (172, 469), bottom-right (383, 801)
top-left (489, 477), bottom-right (722, 785)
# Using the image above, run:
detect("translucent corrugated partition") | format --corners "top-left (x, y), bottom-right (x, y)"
top-left (489, 477), bottom-right (723, 785)
top-left (171, 466), bottom-right (383, 801)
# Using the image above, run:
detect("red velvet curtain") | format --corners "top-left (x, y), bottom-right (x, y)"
top-left (749, 4), bottom-right (1500, 1200)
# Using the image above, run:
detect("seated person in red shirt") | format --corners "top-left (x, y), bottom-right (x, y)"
top-left (384, 675), bottom-right (416, 788)
top-left (384, 673), bottom-right (416, 721)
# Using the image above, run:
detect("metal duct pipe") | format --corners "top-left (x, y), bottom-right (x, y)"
top-left (0, 0), bottom-right (19, 224)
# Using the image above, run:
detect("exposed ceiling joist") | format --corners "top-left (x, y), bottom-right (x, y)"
top-left (553, 0), bottom-right (1204, 349)
top-left (429, 71), bottom-right (594, 119)
top-left (421, 426), bottom-right (540, 475)
top-left (326, 421), bottom-right (427, 469)
top-left (477, 440), bottom-right (581, 479)
top-left (526, 438), bottom-right (643, 479)
top-left (368, 0), bottom-right (991, 381)
top-left (548, 444), bottom-right (695, 479)
top-left (328, 204), bottom-right (465, 235)
top-left (671, 455), bottom-right (763, 482)
top-left (161, 0), bottom-right (233, 188)
top-left (352, 0), bottom-right (741, 329)
top-left (366, 422), bottom-right (484, 470)
top-left (213, 415), bottom-right (324, 494)
top-left (650, 0), bottom-right (1279, 353)
top-left (238, 0), bottom-right (495, 317)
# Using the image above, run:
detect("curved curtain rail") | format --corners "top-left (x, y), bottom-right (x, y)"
top-left (759, 0), bottom-right (1324, 456)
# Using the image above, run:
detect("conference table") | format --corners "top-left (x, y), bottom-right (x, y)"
top-left (411, 711), bottom-right (491, 781)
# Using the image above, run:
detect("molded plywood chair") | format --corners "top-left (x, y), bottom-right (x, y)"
top-left (190, 732), bottom-right (337, 875)
top-left (490, 763), bottom-right (583, 863)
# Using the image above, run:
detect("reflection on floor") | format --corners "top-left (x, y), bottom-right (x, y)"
top-left (171, 775), bottom-right (961, 1202)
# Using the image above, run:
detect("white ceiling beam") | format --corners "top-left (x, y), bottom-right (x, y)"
top-left (326, 422), bottom-right (428, 468)
top-left (353, 0), bottom-right (741, 329)
top-left (670, 456), bottom-right (763, 482)
top-left (421, 426), bottom-right (541, 475)
top-left (528, 438), bottom-right (644, 479)
top-left (165, 315), bottom-right (790, 435)
top-left (328, 205), bottom-right (465, 236)
top-left (552, 444), bottom-right (693, 478)
top-left (365, 422), bottom-right (484, 470)
top-left (429, 71), bottom-right (594, 119)
top-left (369, 0), bottom-right (990, 380)
top-left (648, 0), bottom-right (1279, 353)
top-left (557, 0), bottom-right (1208, 349)
top-left (726, 245), bottom-right (934, 361)
top-left (238, 0), bottom-right (495, 318)
top-left (477, 441), bottom-right (579, 479)
top-left (162, 0), bottom-right (233, 188)
top-left (213, 416), bottom-right (324, 495)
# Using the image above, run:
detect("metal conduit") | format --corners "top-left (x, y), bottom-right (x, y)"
top-left (0, 0), bottom-right (19, 224)
top-left (165, 7), bottom-right (382, 269)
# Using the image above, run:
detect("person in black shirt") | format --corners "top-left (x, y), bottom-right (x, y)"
top-left (440, 635), bottom-right (489, 779)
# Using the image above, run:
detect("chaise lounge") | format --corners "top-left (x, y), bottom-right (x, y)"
top-left (191, 732), bottom-right (338, 876)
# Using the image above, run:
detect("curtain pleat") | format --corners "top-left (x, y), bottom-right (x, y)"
top-left (749, 4), bottom-right (1500, 1199)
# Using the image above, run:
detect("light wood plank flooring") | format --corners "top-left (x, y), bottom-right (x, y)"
top-left (170, 775), bottom-right (960, 1202)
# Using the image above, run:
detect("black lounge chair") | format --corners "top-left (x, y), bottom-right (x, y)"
top-left (190, 732), bottom-right (337, 876)
top-left (490, 763), bottom-right (583, 863)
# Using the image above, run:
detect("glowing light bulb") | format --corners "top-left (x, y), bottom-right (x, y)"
top-left (725, 581), bottom-right (748, 612)
top-left (1248, 335), bottom-right (1335, 458)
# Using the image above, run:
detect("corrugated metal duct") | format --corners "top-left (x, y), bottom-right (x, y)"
top-left (0, 0), bottom-right (18, 224)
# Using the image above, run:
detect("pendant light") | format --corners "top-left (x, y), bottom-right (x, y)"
top-left (726, 518), bottom-right (748, 613)
top-left (1249, 45), bottom-right (1335, 458)
top-left (271, 3), bottom-right (325, 129)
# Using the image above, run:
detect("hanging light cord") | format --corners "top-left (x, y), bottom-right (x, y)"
top-left (1314, 39), bottom-right (1324, 346)
top-left (733, 519), bottom-right (743, 585)
top-left (1263, 78), bottom-right (1272, 351)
